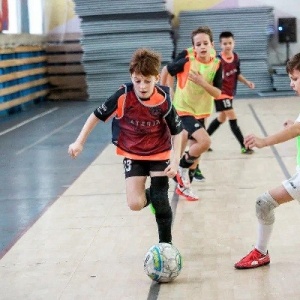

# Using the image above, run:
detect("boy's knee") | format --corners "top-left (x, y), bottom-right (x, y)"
top-left (218, 113), bottom-right (226, 123)
top-left (128, 202), bottom-right (143, 211)
top-left (127, 195), bottom-right (145, 211)
top-left (256, 192), bottom-right (279, 225)
top-left (199, 134), bottom-right (211, 151)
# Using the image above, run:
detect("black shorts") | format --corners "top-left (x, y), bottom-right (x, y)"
top-left (123, 158), bottom-right (169, 178)
top-left (215, 98), bottom-right (233, 112)
top-left (180, 115), bottom-right (205, 139)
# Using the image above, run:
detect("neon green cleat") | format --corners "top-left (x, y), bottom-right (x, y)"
top-left (241, 147), bottom-right (254, 154)
top-left (149, 203), bottom-right (156, 214)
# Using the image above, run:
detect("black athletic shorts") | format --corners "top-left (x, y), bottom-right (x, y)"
top-left (215, 98), bottom-right (233, 112)
top-left (180, 115), bottom-right (205, 139)
top-left (123, 158), bottom-right (170, 178)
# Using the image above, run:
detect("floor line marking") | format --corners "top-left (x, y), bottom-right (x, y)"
top-left (249, 103), bottom-right (291, 179)
top-left (0, 107), bottom-right (59, 137)
top-left (16, 108), bottom-right (91, 155)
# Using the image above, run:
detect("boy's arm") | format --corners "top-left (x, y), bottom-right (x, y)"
top-left (164, 132), bottom-right (182, 178)
top-left (171, 132), bottom-right (182, 166)
top-left (163, 106), bottom-right (183, 177)
top-left (245, 121), bottom-right (300, 149)
top-left (238, 74), bottom-right (255, 89)
top-left (68, 113), bottom-right (100, 158)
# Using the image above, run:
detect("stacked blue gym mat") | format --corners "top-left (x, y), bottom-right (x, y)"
top-left (74, 0), bottom-right (174, 101)
top-left (267, 65), bottom-right (295, 96)
top-left (176, 7), bottom-right (275, 97)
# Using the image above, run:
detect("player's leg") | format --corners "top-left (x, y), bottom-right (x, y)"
top-left (206, 100), bottom-right (227, 152)
top-left (150, 166), bottom-right (173, 243)
top-left (192, 118), bottom-right (207, 181)
top-left (177, 143), bottom-right (200, 201)
top-left (177, 126), bottom-right (210, 188)
top-left (123, 158), bottom-right (148, 210)
top-left (207, 111), bottom-right (226, 136)
top-left (175, 117), bottom-right (202, 188)
top-left (176, 127), bottom-right (210, 201)
top-left (235, 179), bottom-right (296, 269)
top-left (189, 157), bottom-right (202, 182)
top-left (189, 126), bottom-right (211, 156)
top-left (225, 108), bottom-right (253, 154)
top-left (207, 98), bottom-right (228, 137)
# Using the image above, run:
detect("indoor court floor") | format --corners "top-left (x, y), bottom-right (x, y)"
top-left (1, 96), bottom-right (300, 299)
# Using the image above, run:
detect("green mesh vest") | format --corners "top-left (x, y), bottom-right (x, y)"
top-left (173, 55), bottom-right (220, 117)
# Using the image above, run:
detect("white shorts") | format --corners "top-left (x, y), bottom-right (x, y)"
top-left (282, 171), bottom-right (300, 201)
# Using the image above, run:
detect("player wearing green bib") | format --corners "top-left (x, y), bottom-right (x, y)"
top-left (161, 26), bottom-right (222, 201)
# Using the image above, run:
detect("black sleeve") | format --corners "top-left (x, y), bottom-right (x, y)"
top-left (174, 49), bottom-right (188, 61)
top-left (93, 86), bottom-right (125, 121)
top-left (213, 63), bottom-right (223, 90)
top-left (165, 105), bottom-right (183, 135)
top-left (166, 57), bottom-right (189, 77)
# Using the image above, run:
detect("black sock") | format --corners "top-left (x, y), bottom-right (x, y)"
top-left (179, 152), bottom-right (196, 168)
top-left (156, 210), bottom-right (172, 243)
top-left (229, 119), bottom-right (244, 148)
top-left (189, 168), bottom-right (196, 183)
top-left (207, 118), bottom-right (221, 136)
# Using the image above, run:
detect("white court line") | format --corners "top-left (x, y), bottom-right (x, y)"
top-left (16, 108), bottom-right (92, 155)
top-left (0, 107), bottom-right (59, 137)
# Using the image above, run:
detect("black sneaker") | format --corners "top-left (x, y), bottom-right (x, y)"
top-left (194, 167), bottom-right (206, 182)
top-left (241, 147), bottom-right (254, 154)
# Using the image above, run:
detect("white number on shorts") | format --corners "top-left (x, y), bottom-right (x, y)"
top-left (123, 159), bottom-right (132, 172)
top-left (222, 99), bottom-right (232, 108)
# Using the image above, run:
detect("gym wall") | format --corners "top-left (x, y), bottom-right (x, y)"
top-left (165, 0), bottom-right (300, 65)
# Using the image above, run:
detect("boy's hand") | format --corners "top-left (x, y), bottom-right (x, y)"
top-left (68, 142), bottom-right (83, 158)
top-left (164, 161), bottom-right (178, 178)
top-left (247, 81), bottom-right (255, 89)
top-left (244, 134), bottom-right (266, 149)
top-left (188, 70), bottom-right (205, 86)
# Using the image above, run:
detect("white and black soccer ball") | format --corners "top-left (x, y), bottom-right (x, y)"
top-left (144, 243), bottom-right (182, 283)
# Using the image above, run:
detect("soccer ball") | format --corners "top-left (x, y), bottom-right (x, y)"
top-left (144, 243), bottom-right (182, 283)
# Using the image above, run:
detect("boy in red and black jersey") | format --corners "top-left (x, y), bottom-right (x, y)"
top-left (206, 31), bottom-right (255, 154)
top-left (69, 48), bottom-right (183, 244)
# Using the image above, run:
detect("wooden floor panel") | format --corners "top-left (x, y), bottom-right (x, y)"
top-left (1, 97), bottom-right (300, 299)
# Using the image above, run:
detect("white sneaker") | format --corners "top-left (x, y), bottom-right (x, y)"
top-left (175, 184), bottom-right (199, 201)
top-left (175, 166), bottom-right (191, 188)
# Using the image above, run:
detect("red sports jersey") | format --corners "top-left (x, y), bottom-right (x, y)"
top-left (112, 84), bottom-right (172, 156)
top-left (217, 52), bottom-right (240, 99)
top-left (93, 83), bottom-right (182, 160)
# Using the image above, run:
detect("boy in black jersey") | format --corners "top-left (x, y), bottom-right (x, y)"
top-left (68, 48), bottom-right (183, 244)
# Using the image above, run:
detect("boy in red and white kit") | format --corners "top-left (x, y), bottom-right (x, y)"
top-left (234, 52), bottom-right (300, 269)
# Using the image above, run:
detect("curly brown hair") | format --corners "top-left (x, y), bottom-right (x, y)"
top-left (129, 48), bottom-right (161, 76)
top-left (286, 53), bottom-right (300, 74)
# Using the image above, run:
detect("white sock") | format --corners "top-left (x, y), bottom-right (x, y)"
top-left (255, 222), bottom-right (273, 255)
